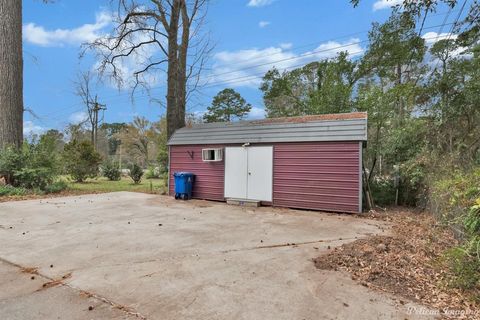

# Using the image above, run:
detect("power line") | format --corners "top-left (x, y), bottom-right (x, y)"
top-left (404, 8), bottom-right (430, 77)
top-left (31, 16), bottom-right (461, 124)
top-left (33, 31), bottom-right (457, 126)
top-left (426, 0), bottom-right (468, 82)
top-left (170, 33), bottom-right (461, 91)
top-left (431, 7), bottom-right (453, 44)
top-left (200, 9), bottom-right (460, 82)
top-left (64, 15), bottom-right (459, 106)
top-left (190, 24), bottom-right (459, 84)
top-left (67, 20), bottom-right (458, 107)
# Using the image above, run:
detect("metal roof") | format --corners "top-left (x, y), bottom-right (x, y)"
top-left (168, 112), bottom-right (367, 145)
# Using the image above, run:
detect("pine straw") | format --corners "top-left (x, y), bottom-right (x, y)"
top-left (314, 208), bottom-right (480, 319)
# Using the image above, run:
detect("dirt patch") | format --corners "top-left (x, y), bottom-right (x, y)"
top-left (314, 209), bottom-right (479, 319)
top-left (0, 190), bottom-right (97, 203)
top-left (0, 189), bottom-right (163, 203)
top-left (20, 267), bottom-right (39, 275)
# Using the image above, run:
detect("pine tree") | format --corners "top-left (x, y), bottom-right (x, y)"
top-left (203, 89), bottom-right (252, 123)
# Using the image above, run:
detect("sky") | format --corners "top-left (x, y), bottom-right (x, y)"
top-left (22, 0), bottom-right (462, 135)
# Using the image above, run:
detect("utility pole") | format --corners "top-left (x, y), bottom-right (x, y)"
top-left (118, 143), bottom-right (122, 171)
top-left (90, 95), bottom-right (106, 151)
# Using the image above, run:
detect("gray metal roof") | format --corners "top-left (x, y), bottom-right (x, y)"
top-left (168, 113), bottom-right (367, 145)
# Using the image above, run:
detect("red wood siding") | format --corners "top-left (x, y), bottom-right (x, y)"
top-left (169, 141), bottom-right (361, 213)
top-left (169, 145), bottom-right (226, 201)
top-left (273, 142), bottom-right (360, 213)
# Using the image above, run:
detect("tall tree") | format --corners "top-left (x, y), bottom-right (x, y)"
top-left (261, 52), bottom-right (359, 117)
top-left (91, 0), bottom-right (210, 139)
top-left (203, 88), bottom-right (252, 122)
top-left (350, 1), bottom-right (480, 41)
top-left (116, 116), bottom-right (158, 167)
top-left (423, 39), bottom-right (480, 160)
top-left (0, 0), bottom-right (23, 148)
top-left (100, 122), bottom-right (127, 155)
top-left (361, 13), bottom-right (426, 125)
top-left (154, 117), bottom-right (169, 171)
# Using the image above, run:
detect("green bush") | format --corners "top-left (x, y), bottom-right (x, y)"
top-left (14, 168), bottom-right (54, 190)
top-left (465, 199), bottom-right (480, 235)
top-left (0, 185), bottom-right (27, 196)
top-left (101, 161), bottom-right (121, 181)
top-left (369, 157), bottom-right (429, 208)
top-left (63, 140), bottom-right (102, 182)
top-left (160, 172), bottom-right (169, 187)
top-left (399, 157), bottom-right (429, 207)
top-left (0, 146), bottom-right (24, 185)
top-left (433, 169), bottom-right (480, 292)
top-left (145, 166), bottom-right (160, 179)
top-left (430, 168), bottom-right (480, 223)
top-left (0, 136), bottom-right (60, 190)
top-left (43, 181), bottom-right (68, 194)
top-left (128, 163), bottom-right (143, 184)
top-left (444, 246), bottom-right (480, 290)
top-left (370, 176), bottom-right (396, 206)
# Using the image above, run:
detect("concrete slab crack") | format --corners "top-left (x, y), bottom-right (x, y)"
top-left (57, 236), bottom-right (370, 275)
top-left (0, 256), bottom-right (148, 320)
top-left (221, 236), bottom-right (359, 253)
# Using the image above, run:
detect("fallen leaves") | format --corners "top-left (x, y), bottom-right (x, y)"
top-left (314, 208), bottom-right (480, 319)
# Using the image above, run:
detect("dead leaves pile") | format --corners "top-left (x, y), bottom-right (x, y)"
top-left (314, 209), bottom-right (480, 319)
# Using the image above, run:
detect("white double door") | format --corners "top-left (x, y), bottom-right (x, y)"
top-left (224, 146), bottom-right (273, 202)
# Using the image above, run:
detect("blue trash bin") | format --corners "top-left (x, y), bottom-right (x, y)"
top-left (173, 172), bottom-right (195, 200)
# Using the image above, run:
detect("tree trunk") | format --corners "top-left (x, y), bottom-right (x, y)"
top-left (177, 0), bottom-right (189, 134)
top-left (166, 0), bottom-right (181, 139)
top-left (395, 63), bottom-right (404, 126)
top-left (0, 0), bottom-right (23, 148)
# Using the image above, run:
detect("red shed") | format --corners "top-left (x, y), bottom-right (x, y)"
top-left (168, 112), bottom-right (367, 213)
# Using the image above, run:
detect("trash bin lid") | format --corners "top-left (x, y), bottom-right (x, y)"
top-left (173, 172), bottom-right (195, 177)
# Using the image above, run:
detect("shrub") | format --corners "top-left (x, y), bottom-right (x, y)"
top-left (433, 170), bottom-right (480, 292)
top-left (160, 172), bottom-right (169, 187)
top-left (399, 157), bottom-right (429, 207)
top-left (0, 136), bottom-right (60, 190)
top-left (0, 146), bottom-right (24, 185)
top-left (370, 175), bottom-right (396, 207)
top-left (145, 166), bottom-right (160, 179)
top-left (43, 181), bottom-right (68, 194)
top-left (129, 163), bottom-right (143, 184)
top-left (0, 185), bottom-right (27, 196)
top-left (430, 168), bottom-right (480, 223)
top-left (63, 140), bottom-right (102, 182)
top-left (444, 247), bottom-right (480, 290)
top-left (14, 168), bottom-right (54, 190)
top-left (368, 157), bottom-right (429, 208)
top-left (465, 199), bottom-right (480, 235)
top-left (101, 161), bottom-right (121, 181)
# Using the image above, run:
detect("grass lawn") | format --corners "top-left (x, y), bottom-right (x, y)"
top-left (67, 176), bottom-right (167, 194)
top-left (0, 176), bottom-right (168, 203)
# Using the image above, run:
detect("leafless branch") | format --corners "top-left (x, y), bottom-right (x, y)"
top-left (83, 0), bottom-right (211, 138)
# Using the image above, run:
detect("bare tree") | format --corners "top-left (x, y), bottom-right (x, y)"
top-left (0, 0), bottom-right (23, 148)
top-left (88, 0), bottom-right (210, 139)
top-left (115, 116), bottom-right (158, 167)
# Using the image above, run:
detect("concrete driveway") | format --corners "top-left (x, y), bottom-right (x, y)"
top-left (0, 192), bottom-right (433, 319)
